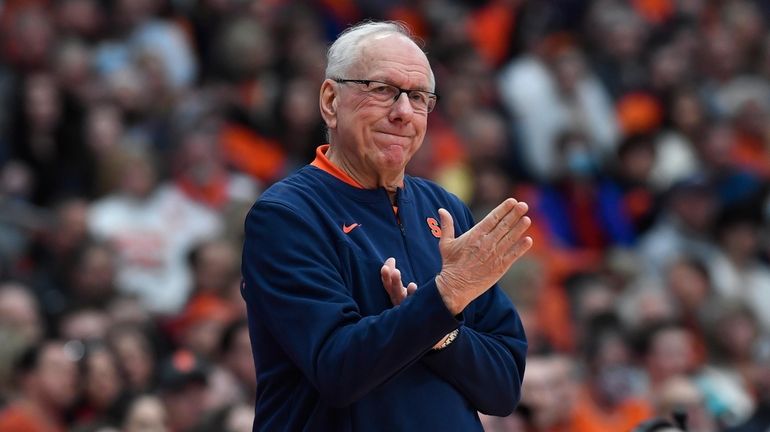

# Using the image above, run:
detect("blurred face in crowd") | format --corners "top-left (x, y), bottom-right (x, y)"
top-left (56, 0), bottom-right (103, 38)
top-left (521, 356), bottom-right (575, 429)
top-left (182, 318), bottom-right (228, 359)
top-left (646, 327), bottom-right (696, 384)
top-left (110, 328), bottom-right (155, 392)
top-left (589, 330), bottom-right (639, 406)
top-left (575, 282), bottom-right (615, 325)
top-left (0, 284), bottom-right (43, 344)
top-left (28, 342), bottom-right (79, 410)
top-left (71, 243), bottom-right (116, 303)
top-left (670, 90), bottom-right (704, 136)
top-left (61, 309), bottom-right (111, 341)
top-left (321, 33), bottom-right (432, 187)
top-left (124, 395), bottom-right (169, 432)
top-left (225, 324), bottom-right (257, 391)
top-left (86, 104), bottom-right (124, 153)
top-left (618, 139), bottom-right (655, 184)
top-left (163, 381), bottom-right (208, 432)
top-left (718, 220), bottom-right (760, 264)
top-left (175, 124), bottom-right (223, 185)
top-left (552, 47), bottom-right (587, 95)
top-left (666, 259), bottom-right (711, 313)
top-left (633, 290), bottom-right (677, 327)
top-left (461, 111), bottom-right (507, 164)
top-left (9, 6), bottom-right (54, 68)
top-left (119, 152), bottom-right (157, 199)
top-left (669, 188), bottom-right (715, 233)
top-left (716, 310), bottom-right (758, 362)
top-left (83, 347), bottom-right (123, 410)
top-left (51, 198), bottom-right (89, 254)
top-left (703, 26), bottom-right (740, 81)
top-left (25, 73), bottom-right (61, 132)
top-left (193, 240), bottom-right (237, 294)
top-left (54, 39), bottom-right (92, 93)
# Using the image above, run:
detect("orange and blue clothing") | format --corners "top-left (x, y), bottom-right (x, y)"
top-left (241, 145), bottom-right (527, 431)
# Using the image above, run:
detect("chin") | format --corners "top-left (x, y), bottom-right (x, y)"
top-left (378, 144), bottom-right (412, 167)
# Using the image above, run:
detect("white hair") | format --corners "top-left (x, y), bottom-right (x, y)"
top-left (325, 21), bottom-right (435, 90)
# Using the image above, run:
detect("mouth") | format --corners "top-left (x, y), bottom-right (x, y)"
top-left (375, 131), bottom-right (413, 139)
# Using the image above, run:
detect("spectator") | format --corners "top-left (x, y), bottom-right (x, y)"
top-left (570, 314), bottom-right (652, 432)
top-left (158, 350), bottom-right (209, 432)
top-left (638, 177), bottom-right (720, 278)
top-left (709, 205), bottom-right (770, 331)
top-left (638, 321), bottom-right (699, 393)
top-left (652, 376), bottom-right (717, 432)
top-left (0, 282), bottom-right (44, 346)
top-left (698, 301), bottom-right (758, 426)
top-left (122, 394), bottom-right (169, 432)
top-left (107, 324), bottom-right (157, 394)
top-left (205, 319), bottom-right (256, 409)
top-left (0, 340), bottom-right (79, 432)
top-left (72, 342), bottom-right (127, 430)
top-left (725, 336), bottom-right (770, 432)
top-left (498, 33), bottom-right (618, 181)
top-left (87, 148), bottom-right (222, 314)
top-left (517, 354), bottom-right (576, 431)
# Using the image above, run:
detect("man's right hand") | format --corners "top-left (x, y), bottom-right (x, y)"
top-left (435, 198), bottom-right (532, 315)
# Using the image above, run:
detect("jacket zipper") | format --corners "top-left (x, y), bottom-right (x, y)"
top-left (391, 187), bottom-right (418, 283)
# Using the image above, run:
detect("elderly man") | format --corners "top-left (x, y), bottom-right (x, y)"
top-left (242, 21), bottom-right (531, 431)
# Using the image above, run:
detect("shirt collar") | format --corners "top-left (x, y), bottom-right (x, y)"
top-left (310, 144), bottom-right (365, 189)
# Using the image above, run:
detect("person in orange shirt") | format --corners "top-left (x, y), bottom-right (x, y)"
top-left (569, 314), bottom-right (653, 432)
top-left (0, 340), bottom-right (79, 432)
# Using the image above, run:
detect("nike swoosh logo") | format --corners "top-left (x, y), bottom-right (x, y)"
top-left (342, 223), bottom-right (360, 234)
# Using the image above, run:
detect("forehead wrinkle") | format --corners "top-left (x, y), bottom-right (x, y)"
top-left (360, 57), bottom-right (432, 91)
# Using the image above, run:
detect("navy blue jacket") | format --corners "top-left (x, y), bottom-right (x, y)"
top-left (241, 163), bottom-right (527, 431)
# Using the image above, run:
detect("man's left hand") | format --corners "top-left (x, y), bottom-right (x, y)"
top-left (380, 257), bottom-right (417, 305)
top-left (380, 257), bottom-right (451, 349)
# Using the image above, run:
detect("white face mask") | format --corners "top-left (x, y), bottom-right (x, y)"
top-left (596, 365), bottom-right (640, 403)
top-left (565, 147), bottom-right (594, 177)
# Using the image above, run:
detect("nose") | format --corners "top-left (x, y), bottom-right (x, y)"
top-left (389, 92), bottom-right (415, 121)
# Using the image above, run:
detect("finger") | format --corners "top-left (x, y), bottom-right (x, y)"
top-left (406, 282), bottom-right (417, 296)
top-left (381, 263), bottom-right (401, 304)
top-left (504, 236), bottom-right (534, 266)
top-left (391, 268), bottom-right (408, 305)
top-left (437, 208), bottom-right (455, 246)
top-left (380, 257), bottom-right (396, 286)
top-left (384, 257), bottom-right (396, 270)
top-left (496, 214), bottom-right (531, 249)
top-left (472, 198), bottom-right (518, 237)
top-left (489, 201), bottom-right (529, 245)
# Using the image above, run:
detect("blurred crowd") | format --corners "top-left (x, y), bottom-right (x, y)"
top-left (0, 0), bottom-right (770, 431)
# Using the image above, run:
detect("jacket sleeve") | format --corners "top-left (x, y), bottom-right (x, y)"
top-left (420, 287), bottom-right (527, 416)
top-left (241, 200), bottom-right (460, 408)
top-left (420, 202), bottom-right (527, 416)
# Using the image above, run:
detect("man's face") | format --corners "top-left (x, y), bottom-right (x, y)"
top-left (35, 343), bottom-right (79, 409)
top-left (326, 34), bottom-right (432, 180)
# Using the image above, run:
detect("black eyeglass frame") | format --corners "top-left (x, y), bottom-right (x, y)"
top-left (332, 78), bottom-right (439, 113)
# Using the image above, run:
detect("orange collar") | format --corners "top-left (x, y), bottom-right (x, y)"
top-left (311, 145), bottom-right (365, 189)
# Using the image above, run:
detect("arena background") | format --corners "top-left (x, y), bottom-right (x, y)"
top-left (0, 0), bottom-right (769, 431)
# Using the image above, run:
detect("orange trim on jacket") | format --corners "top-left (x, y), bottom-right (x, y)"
top-left (311, 145), bottom-right (365, 189)
top-left (311, 145), bottom-right (399, 215)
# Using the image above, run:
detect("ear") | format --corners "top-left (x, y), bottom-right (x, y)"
top-left (319, 79), bottom-right (338, 131)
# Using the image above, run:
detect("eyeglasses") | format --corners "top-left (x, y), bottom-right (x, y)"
top-left (333, 79), bottom-right (438, 113)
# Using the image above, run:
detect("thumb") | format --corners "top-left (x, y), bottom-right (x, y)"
top-left (437, 208), bottom-right (455, 245)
